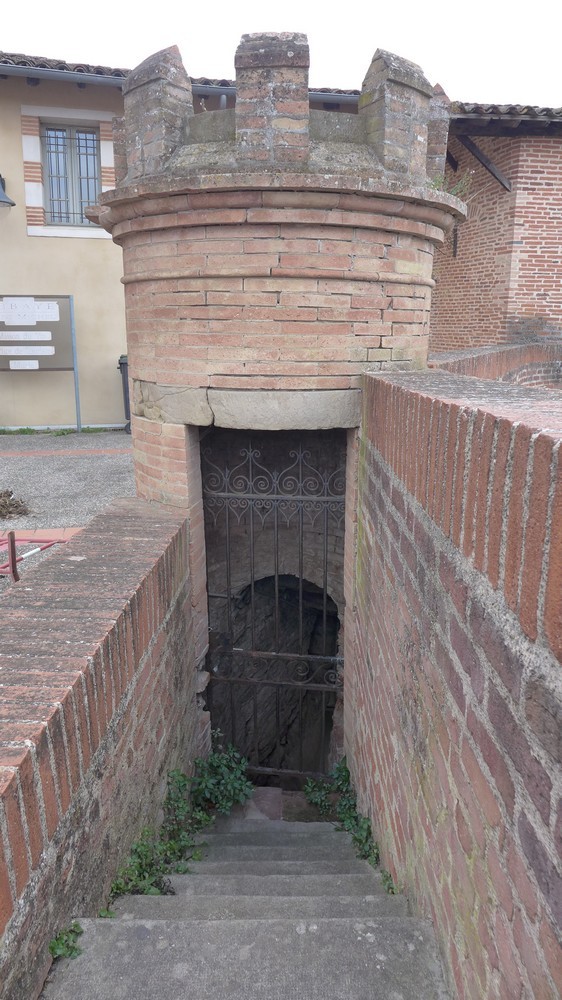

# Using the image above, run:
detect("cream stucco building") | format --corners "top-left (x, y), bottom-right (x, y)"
top-left (0, 54), bottom-right (128, 428)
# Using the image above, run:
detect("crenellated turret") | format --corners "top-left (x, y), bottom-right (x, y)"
top-left (95, 32), bottom-right (464, 489)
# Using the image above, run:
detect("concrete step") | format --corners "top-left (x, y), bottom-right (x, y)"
top-left (112, 892), bottom-right (410, 921)
top-left (198, 841), bottom-right (361, 862)
top-left (168, 872), bottom-right (389, 897)
top-left (192, 859), bottom-right (374, 876)
top-left (197, 826), bottom-right (348, 848)
top-left (208, 819), bottom-right (336, 836)
top-left (41, 917), bottom-right (449, 1000)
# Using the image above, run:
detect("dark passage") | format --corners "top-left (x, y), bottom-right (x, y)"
top-left (201, 429), bottom-right (346, 782)
top-left (208, 575), bottom-right (340, 778)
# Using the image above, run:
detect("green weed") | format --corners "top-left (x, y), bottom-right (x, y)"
top-left (430, 170), bottom-right (473, 200)
top-left (48, 922), bottom-right (83, 960)
top-left (190, 736), bottom-right (253, 816)
top-left (381, 869), bottom-right (398, 894)
top-left (109, 742), bottom-right (252, 901)
top-left (303, 777), bottom-right (332, 817)
top-left (110, 829), bottom-right (173, 898)
top-left (161, 769), bottom-right (211, 869)
top-left (304, 758), bottom-right (381, 867)
top-left (0, 427), bottom-right (36, 435)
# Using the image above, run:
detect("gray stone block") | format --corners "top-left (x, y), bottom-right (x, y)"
top-left (197, 842), bottom-right (361, 862)
top-left (168, 873), bottom-right (391, 896)
top-left (208, 389), bottom-right (362, 429)
top-left (42, 917), bottom-right (449, 1000)
top-left (192, 859), bottom-right (374, 875)
top-left (112, 892), bottom-right (409, 921)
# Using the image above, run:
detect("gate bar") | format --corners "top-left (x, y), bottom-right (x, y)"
top-left (229, 647), bottom-right (343, 665)
top-left (211, 675), bottom-right (340, 693)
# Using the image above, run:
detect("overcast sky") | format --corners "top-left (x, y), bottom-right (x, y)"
top-left (3, 0), bottom-right (561, 107)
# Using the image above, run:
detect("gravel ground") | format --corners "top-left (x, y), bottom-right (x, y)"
top-left (1, 430), bottom-right (135, 591)
top-left (0, 430), bottom-right (135, 530)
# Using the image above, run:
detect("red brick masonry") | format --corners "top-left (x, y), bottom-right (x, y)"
top-left (429, 341), bottom-right (562, 390)
top-left (431, 135), bottom-right (562, 348)
top-left (346, 371), bottom-right (562, 998)
top-left (0, 499), bottom-right (203, 1000)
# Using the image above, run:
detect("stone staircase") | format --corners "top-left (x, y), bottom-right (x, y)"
top-left (41, 794), bottom-right (449, 999)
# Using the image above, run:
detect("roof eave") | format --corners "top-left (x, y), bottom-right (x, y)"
top-left (0, 63), bottom-right (126, 87)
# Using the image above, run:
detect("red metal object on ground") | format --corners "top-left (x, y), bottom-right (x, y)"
top-left (0, 532), bottom-right (68, 582)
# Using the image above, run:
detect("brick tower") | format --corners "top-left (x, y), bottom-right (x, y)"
top-left (96, 34), bottom-right (464, 676)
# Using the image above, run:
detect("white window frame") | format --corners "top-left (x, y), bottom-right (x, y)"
top-left (41, 122), bottom-right (101, 227)
top-left (22, 105), bottom-right (114, 240)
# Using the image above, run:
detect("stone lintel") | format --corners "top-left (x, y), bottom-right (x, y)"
top-left (133, 381), bottom-right (213, 424)
top-left (208, 389), bottom-right (361, 430)
top-left (133, 381), bottom-right (362, 429)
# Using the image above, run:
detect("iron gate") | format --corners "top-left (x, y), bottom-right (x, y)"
top-left (202, 430), bottom-right (346, 779)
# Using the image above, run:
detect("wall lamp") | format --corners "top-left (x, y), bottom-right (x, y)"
top-left (0, 176), bottom-right (16, 208)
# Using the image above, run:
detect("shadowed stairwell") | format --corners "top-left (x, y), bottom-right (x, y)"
top-left (41, 790), bottom-right (450, 1000)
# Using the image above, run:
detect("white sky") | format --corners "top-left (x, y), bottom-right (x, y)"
top-left (3, 0), bottom-right (562, 107)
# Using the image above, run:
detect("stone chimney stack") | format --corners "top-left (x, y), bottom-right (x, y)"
top-left (426, 85), bottom-right (451, 181)
top-left (359, 49), bottom-right (433, 177)
top-left (235, 32), bottom-right (310, 166)
top-left (120, 45), bottom-right (193, 182)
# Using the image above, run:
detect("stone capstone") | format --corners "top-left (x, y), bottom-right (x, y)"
top-left (133, 381), bottom-right (213, 425)
top-left (208, 388), bottom-right (362, 430)
top-left (133, 382), bottom-right (363, 430)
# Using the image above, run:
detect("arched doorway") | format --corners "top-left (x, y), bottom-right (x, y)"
top-left (207, 575), bottom-right (340, 776)
top-left (201, 428), bottom-right (346, 781)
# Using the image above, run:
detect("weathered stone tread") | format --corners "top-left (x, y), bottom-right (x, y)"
top-left (41, 917), bottom-right (449, 1000)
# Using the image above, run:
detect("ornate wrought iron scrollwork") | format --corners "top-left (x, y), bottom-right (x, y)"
top-left (202, 441), bottom-right (345, 528)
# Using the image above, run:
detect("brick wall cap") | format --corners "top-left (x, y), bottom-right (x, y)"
top-left (429, 343), bottom-right (562, 365)
top-left (365, 369), bottom-right (562, 434)
top-left (235, 32), bottom-right (310, 69)
top-left (122, 45), bottom-right (190, 97)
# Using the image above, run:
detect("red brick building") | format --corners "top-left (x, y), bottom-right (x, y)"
top-left (431, 103), bottom-right (562, 349)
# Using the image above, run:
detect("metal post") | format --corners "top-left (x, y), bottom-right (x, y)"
top-left (68, 295), bottom-right (82, 432)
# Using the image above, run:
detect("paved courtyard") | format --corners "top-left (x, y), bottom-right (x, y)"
top-left (0, 430), bottom-right (135, 588)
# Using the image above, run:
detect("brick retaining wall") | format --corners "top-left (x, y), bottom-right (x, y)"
top-left (0, 499), bottom-right (204, 1000)
top-left (346, 371), bottom-right (562, 998)
top-left (429, 342), bottom-right (562, 388)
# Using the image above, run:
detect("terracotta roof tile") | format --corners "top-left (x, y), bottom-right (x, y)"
top-left (0, 51), bottom-right (128, 78)
top-left (1, 54), bottom-right (558, 113)
top-left (0, 54), bottom-right (361, 95)
top-left (451, 101), bottom-right (562, 120)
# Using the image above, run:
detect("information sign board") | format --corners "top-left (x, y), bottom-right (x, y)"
top-left (0, 295), bottom-right (81, 428)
